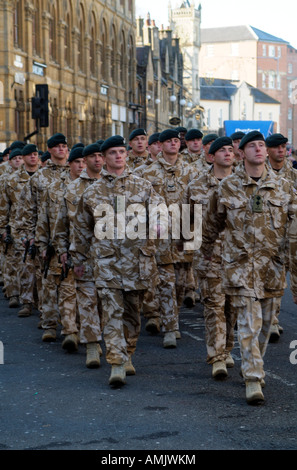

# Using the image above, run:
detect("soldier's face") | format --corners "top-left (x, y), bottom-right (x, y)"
top-left (49, 143), bottom-right (68, 160)
top-left (243, 140), bottom-right (267, 165)
top-left (162, 138), bottom-right (181, 155)
top-left (9, 155), bottom-right (23, 170)
top-left (129, 135), bottom-right (148, 154)
top-left (267, 144), bottom-right (287, 164)
top-left (148, 141), bottom-right (162, 157)
top-left (212, 146), bottom-right (235, 167)
top-left (187, 138), bottom-right (202, 153)
top-left (232, 139), bottom-right (243, 159)
top-left (104, 147), bottom-right (127, 172)
top-left (85, 153), bottom-right (104, 174)
top-left (69, 158), bottom-right (86, 179)
top-left (23, 151), bottom-right (39, 167)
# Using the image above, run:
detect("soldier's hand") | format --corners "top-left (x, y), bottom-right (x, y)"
top-left (74, 266), bottom-right (85, 278)
top-left (60, 252), bottom-right (68, 270)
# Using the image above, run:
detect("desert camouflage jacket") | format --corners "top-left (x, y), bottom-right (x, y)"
top-left (181, 148), bottom-right (202, 164)
top-left (0, 164), bottom-right (40, 240)
top-left (267, 157), bottom-right (297, 190)
top-left (16, 159), bottom-right (69, 241)
top-left (201, 164), bottom-right (297, 299)
top-left (126, 149), bottom-right (150, 171)
top-left (141, 154), bottom-right (197, 264)
top-left (69, 168), bottom-right (163, 290)
top-left (187, 165), bottom-right (229, 278)
top-left (53, 169), bottom-right (99, 281)
top-left (0, 161), bottom-right (13, 176)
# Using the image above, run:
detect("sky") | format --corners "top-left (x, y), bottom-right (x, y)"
top-left (135, 0), bottom-right (297, 49)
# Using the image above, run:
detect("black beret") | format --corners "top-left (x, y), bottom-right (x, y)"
top-left (83, 143), bottom-right (102, 157)
top-left (22, 144), bottom-right (38, 156)
top-left (9, 148), bottom-right (23, 160)
top-left (159, 129), bottom-right (180, 143)
top-left (10, 140), bottom-right (25, 150)
top-left (209, 137), bottom-right (233, 155)
top-left (41, 151), bottom-right (51, 163)
top-left (202, 134), bottom-right (219, 145)
top-left (47, 133), bottom-right (67, 148)
top-left (175, 127), bottom-right (187, 133)
top-left (96, 139), bottom-right (104, 146)
top-left (265, 133), bottom-right (288, 148)
top-left (3, 148), bottom-right (10, 156)
top-left (238, 130), bottom-right (265, 150)
top-left (101, 135), bottom-right (126, 153)
top-left (230, 131), bottom-right (246, 141)
top-left (185, 129), bottom-right (203, 141)
top-left (68, 146), bottom-right (84, 162)
top-left (148, 133), bottom-right (160, 145)
top-left (129, 128), bottom-right (147, 141)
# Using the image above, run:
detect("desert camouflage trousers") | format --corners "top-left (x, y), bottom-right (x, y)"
top-left (232, 295), bottom-right (279, 382)
top-left (41, 267), bottom-right (79, 336)
top-left (76, 280), bottom-right (102, 343)
top-left (142, 263), bottom-right (179, 332)
top-left (142, 262), bottom-right (195, 332)
top-left (19, 254), bottom-right (43, 311)
top-left (2, 243), bottom-right (21, 298)
top-left (200, 277), bottom-right (238, 364)
top-left (98, 288), bottom-right (144, 365)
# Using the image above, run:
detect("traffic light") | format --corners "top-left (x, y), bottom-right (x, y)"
top-left (32, 84), bottom-right (49, 127)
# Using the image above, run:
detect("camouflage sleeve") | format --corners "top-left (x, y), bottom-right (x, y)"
top-left (200, 186), bottom-right (226, 258)
top-left (52, 196), bottom-right (70, 255)
top-left (69, 193), bottom-right (95, 266)
top-left (16, 178), bottom-right (37, 240)
top-left (288, 189), bottom-right (297, 296)
top-left (0, 180), bottom-right (10, 233)
top-left (34, 188), bottom-right (50, 252)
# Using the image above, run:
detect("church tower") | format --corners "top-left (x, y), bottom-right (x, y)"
top-left (169, 1), bottom-right (202, 111)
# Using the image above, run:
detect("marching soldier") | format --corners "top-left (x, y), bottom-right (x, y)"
top-left (70, 135), bottom-right (163, 387)
top-left (201, 131), bottom-right (297, 405)
top-left (191, 133), bottom-right (218, 173)
top-left (17, 133), bottom-right (70, 343)
top-left (53, 143), bottom-right (104, 368)
top-left (187, 137), bottom-right (237, 379)
top-left (126, 128), bottom-right (149, 170)
top-left (0, 148), bottom-right (24, 307)
top-left (141, 129), bottom-right (196, 348)
top-left (230, 131), bottom-right (245, 164)
top-left (181, 129), bottom-right (203, 164)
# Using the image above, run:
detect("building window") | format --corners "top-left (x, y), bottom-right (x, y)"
top-left (262, 45), bottom-right (266, 57)
top-left (14, 1), bottom-right (22, 48)
top-left (268, 71), bottom-right (275, 89)
top-left (268, 45), bottom-right (275, 57)
top-left (90, 12), bottom-right (97, 76)
top-left (262, 72), bottom-right (267, 88)
top-left (207, 45), bottom-right (214, 57)
top-left (288, 108), bottom-right (293, 120)
top-left (288, 63), bottom-right (293, 74)
top-left (231, 43), bottom-right (239, 56)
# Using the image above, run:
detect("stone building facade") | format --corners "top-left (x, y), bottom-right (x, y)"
top-left (0, 0), bottom-right (137, 151)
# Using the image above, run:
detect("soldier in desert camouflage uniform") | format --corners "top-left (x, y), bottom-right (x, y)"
top-left (191, 133), bottom-right (218, 174)
top-left (53, 143), bottom-right (104, 368)
top-left (201, 131), bottom-right (297, 405)
top-left (230, 131), bottom-right (245, 165)
top-left (1, 144), bottom-right (41, 317)
top-left (17, 133), bottom-right (70, 343)
top-left (133, 133), bottom-right (161, 178)
top-left (265, 133), bottom-right (297, 342)
top-left (181, 129), bottom-right (203, 164)
top-left (0, 148), bottom-right (24, 307)
top-left (141, 129), bottom-right (197, 348)
top-left (126, 128), bottom-right (149, 171)
top-left (187, 137), bottom-right (237, 379)
top-left (36, 146), bottom-right (86, 351)
top-left (70, 135), bottom-right (163, 387)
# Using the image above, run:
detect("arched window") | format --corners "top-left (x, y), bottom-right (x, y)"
top-left (78, 4), bottom-right (85, 72)
top-left (14, 0), bottom-right (22, 48)
top-left (120, 30), bottom-right (126, 87)
top-left (128, 35), bottom-right (134, 93)
top-left (32, 1), bottom-right (41, 56)
top-left (110, 25), bottom-right (117, 84)
top-left (90, 12), bottom-right (97, 76)
top-left (65, 12), bottom-right (72, 67)
top-left (101, 19), bottom-right (108, 81)
top-left (49, 2), bottom-right (57, 61)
